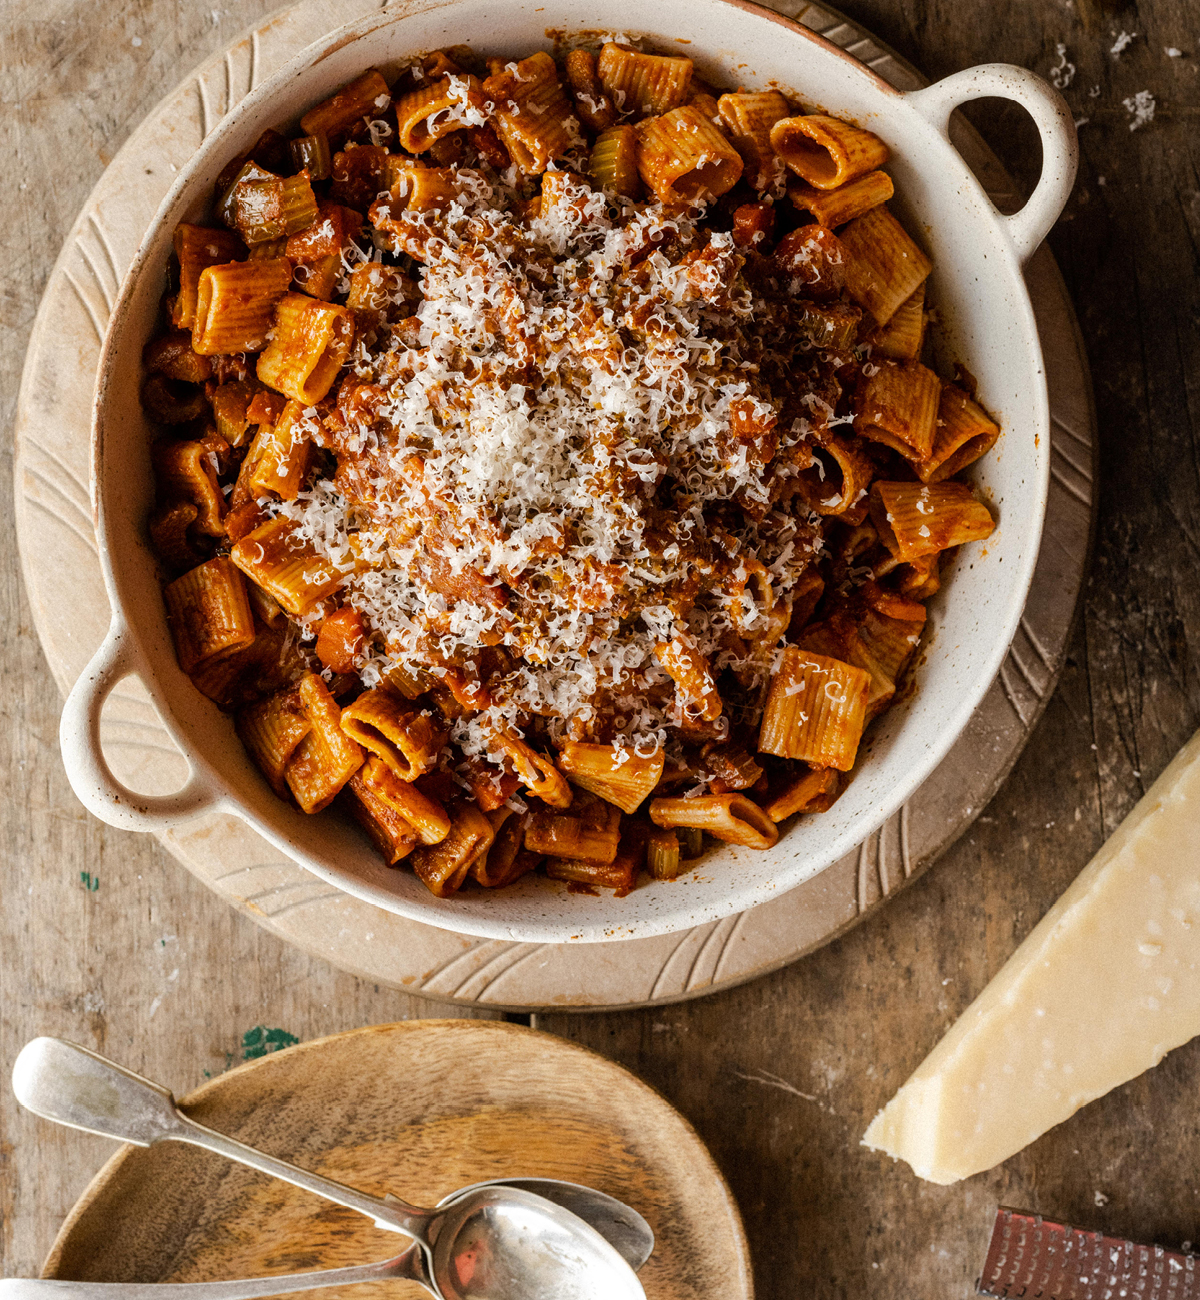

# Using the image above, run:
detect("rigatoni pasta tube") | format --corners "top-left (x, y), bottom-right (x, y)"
top-left (769, 114), bottom-right (889, 189)
top-left (788, 169), bottom-right (894, 227)
top-left (724, 556), bottom-right (775, 638)
top-left (839, 205), bottom-right (932, 326)
top-left (172, 224), bottom-right (244, 330)
top-left (410, 801), bottom-right (494, 898)
top-left (655, 630), bottom-right (722, 723)
top-left (240, 401), bottom-right (316, 501)
top-left (917, 386), bottom-right (1001, 484)
top-left (649, 794), bottom-right (779, 850)
top-left (230, 515), bottom-right (345, 615)
top-left (299, 69), bottom-right (391, 144)
top-left (763, 767), bottom-right (840, 822)
top-left (340, 681), bottom-right (446, 781)
top-left (163, 557), bottom-right (256, 674)
top-left (564, 49), bottom-right (616, 133)
top-left (471, 809), bottom-right (538, 889)
top-left (487, 724), bottom-right (573, 809)
top-left (152, 438), bottom-right (226, 536)
top-left (381, 157), bottom-right (460, 212)
top-left (758, 648), bottom-right (871, 771)
top-left (393, 74), bottom-right (481, 152)
top-left (543, 821), bottom-right (644, 894)
top-left (284, 672), bottom-right (364, 813)
top-left (869, 481), bottom-right (996, 563)
top-left (256, 293), bottom-right (354, 404)
top-left (525, 802), bottom-right (621, 864)
top-left (356, 756), bottom-right (450, 845)
top-left (483, 53), bottom-right (577, 175)
top-left (635, 105), bottom-right (744, 205)
top-left (717, 90), bottom-right (789, 193)
top-left (235, 686), bottom-right (311, 798)
top-left (796, 434), bottom-right (874, 518)
top-left (557, 741), bottom-right (663, 814)
top-left (851, 604), bottom-right (926, 715)
top-left (341, 773), bottom-right (418, 865)
top-left (596, 42), bottom-right (692, 116)
top-left (870, 283), bottom-right (925, 362)
top-left (192, 258), bottom-right (292, 355)
top-left (855, 360), bottom-right (942, 462)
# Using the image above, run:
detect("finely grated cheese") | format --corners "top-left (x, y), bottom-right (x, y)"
top-left (273, 163), bottom-right (854, 758)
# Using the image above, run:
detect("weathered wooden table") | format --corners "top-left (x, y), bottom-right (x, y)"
top-left (2, 0), bottom-right (1197, 1295)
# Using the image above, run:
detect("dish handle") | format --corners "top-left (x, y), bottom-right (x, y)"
top-left (59, 613), bottom-right (226, 831)
top-left (904, 64), bottom-right (1078, 265)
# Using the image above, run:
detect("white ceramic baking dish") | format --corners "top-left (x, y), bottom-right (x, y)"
top-left (59, 0), bottom-right (1076, 943)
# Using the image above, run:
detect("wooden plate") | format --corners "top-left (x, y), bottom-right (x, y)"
top-left (40, 1021), bottom-right (751, 1299)
top-left (13, 0), bottom-right (1096, 1007)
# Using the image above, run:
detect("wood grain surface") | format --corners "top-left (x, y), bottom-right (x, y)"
top-left (2, 3), bottom-right (1198, 1300)
top-left (41, 1021), bottom-right (750, 1300)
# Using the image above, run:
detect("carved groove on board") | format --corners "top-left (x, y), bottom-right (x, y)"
top-left (100, 738), bottom-right (190, 761)
top-left (417, 940), bottom-right (508, 992)
top-left (1007, 633), bottom-right (1048, 701)
top-left (260, 889), bottom-right (347, 919)
top-left (62, 270), bottom-right (107, 345)
top-left (89, 213), bottom-right (123, 293)
top-left (25, 439), bottom-right (92, 502)
top-left (711, 909), bottom-right (751, 984)
top-left (197, 76), bottom-right (214, 139)
top-left (650, 929), bottom-right (707, 1002)
top-left (856, 836), bottom-right (871, 914)
top-left (23, 495), bottom-right (100, 555)
top-left (429, 941), bottom-right (523, 998)
top-left (1052, 412), bottom-right (1091, 450)
top-left (1050, 454), bottom-right (1093, 508)
top-left (997, 660), bottom-right (1033, 727)
top-left (1020, 615), bottom-right (1054, 669)
top-left (212, 861), bottom-right (294, 885)
top-left (683, 913), bottom-right (738, 992)
top-left (449, 944), bottom-right (551, 1000)
top-left (25, 465), bottom-right (92, 532)
top-left (244, 876), bottom-right (328, 907)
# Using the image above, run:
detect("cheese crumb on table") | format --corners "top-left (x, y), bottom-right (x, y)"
top-left (862, 726), bottom-right (1200, 1185)
top-left (1123, 89), bottom-right (1157, 130)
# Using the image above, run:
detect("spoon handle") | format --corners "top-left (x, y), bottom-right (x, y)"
top-left (169, 1111), bottom-right (427, 1237)
top-left (10, 1040), bottom-right (430, 1240)
top-left (0, 1252), bottom-right (431, 1300)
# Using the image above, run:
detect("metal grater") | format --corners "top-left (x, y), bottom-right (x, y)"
top-left (977, 1207), bottom-right (1200, 1299)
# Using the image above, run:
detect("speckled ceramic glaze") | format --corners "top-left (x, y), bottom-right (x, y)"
top-left (59, 0), bottom-right (1077, 943)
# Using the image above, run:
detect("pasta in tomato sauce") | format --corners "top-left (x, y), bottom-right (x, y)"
top-left (142, 41), bottom-right (997, 898)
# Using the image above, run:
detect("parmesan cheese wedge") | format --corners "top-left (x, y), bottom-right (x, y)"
top-left (862, 727), bottom-right (1200, 1184)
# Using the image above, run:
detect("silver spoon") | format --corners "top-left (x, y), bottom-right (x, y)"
top-left (0, 1180), bottom-right (649, 1300)
top-left (11, 1038), bottom-right (648, 1300)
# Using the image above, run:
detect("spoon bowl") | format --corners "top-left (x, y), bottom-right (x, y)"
top-left (429, 1186), bottom-right (646, 1300)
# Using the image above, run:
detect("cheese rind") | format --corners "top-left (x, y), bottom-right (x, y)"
top-left (862, 727), bottom-right (1200, 1184)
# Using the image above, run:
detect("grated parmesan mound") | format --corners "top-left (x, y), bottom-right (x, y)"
top-left (273, 165), bottom-right (866, 762)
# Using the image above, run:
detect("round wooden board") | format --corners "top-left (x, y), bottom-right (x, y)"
top-left (13, 0), bottom-right (1096, 1009)
top-left (39, 1021), bottom-right (751, 1299)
